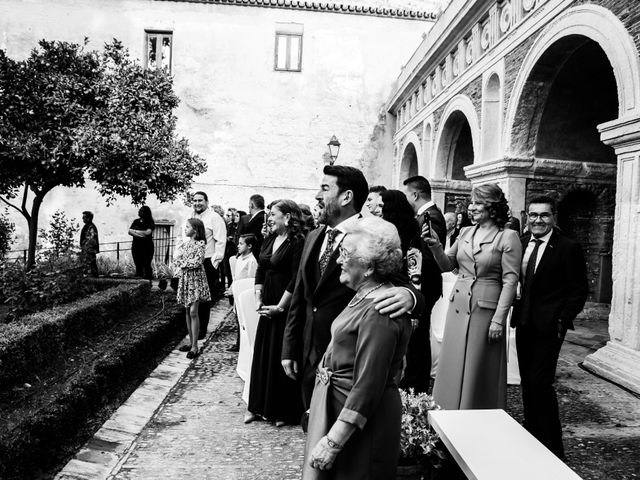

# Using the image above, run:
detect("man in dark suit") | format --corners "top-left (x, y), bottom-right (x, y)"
top-left (237, 194), bottom-right (265, 260)
top-left (281, 165), bottom-right (425, 408)
top-left (511, 195), bottom-right (588, 459)
top-left (400, 175), bottom-right (447, 393)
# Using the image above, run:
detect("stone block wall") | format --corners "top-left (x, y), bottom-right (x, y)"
top-left (526, 179), bottom-right (616, 302)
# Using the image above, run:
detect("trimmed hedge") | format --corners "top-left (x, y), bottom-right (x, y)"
top-left (0, 291), bottom-right (186, 479)
top-left (0, 279), bottom-right (150, 390)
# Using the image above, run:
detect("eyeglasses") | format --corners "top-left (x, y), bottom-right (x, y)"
top-left (338, 245), bottom-right (353, 262)
top-left (527, 212), bottom-right (553, 221)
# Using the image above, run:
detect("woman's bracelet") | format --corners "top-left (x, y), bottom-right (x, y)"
top-left (325, 436), bottom-right (343, 450)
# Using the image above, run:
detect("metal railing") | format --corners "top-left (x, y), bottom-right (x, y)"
top-left (6, 229), bottom-right (177, 266)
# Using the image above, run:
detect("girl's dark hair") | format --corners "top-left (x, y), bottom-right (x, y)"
top-left (380, 189), bottom-right (420, 254)
top-left (187, 218), bottom-right (206, 242)
top-left (138, 206), bottom-right (155, 227)
top-left (272, 199), bottom-right (303, 238)
top-left (472, 183), bottom-right (510, 228)
top-left (236, 210), bottom-right (247, 219)
top-left (239, 233), bottom-right (256, 250)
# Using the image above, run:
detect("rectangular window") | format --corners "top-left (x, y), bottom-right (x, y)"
top-left (145, 30), bottom-right (173, 73)
top-left (274, 27), bottom-right (303, 72)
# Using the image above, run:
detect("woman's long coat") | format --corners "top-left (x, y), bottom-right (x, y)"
top-left (432, 225), bottom-right (521, 410)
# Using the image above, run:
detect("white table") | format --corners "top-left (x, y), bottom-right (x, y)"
top-left (428, 409), bottom-right (582, 480)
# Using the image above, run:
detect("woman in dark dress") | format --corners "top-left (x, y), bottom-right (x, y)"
top-left (244, 199), bottom-right (305, 427)
top-left (128, 206), bottom-right (155, 280)
top-left (303, 216), bottom-right (411, 479)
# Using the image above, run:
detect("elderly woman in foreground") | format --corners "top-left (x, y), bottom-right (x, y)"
top-left (303, 216), bottom-right (412, 480)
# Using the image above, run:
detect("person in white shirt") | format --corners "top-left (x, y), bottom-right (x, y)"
top-left (226, 233), bottom-right (259, 352)
top-left (188, 191), bottom-right (227, 339)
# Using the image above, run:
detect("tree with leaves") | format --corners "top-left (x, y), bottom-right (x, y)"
top-left (0, 39), bottom-right (206, 267)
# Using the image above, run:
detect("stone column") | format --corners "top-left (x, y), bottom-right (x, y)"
top-left (583, 114), bottom-right (640, 394)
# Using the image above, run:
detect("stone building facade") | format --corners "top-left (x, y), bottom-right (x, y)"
top-left (0, 0), bottom-right (441, 249)
top-left (386, 0), bottom-right (640, 393)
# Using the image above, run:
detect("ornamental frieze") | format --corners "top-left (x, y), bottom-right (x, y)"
top-left (397, 0), bottom-right (548, 129)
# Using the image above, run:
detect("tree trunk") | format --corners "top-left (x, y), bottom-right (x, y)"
top-left (26, 195), bottom-right (44, 269)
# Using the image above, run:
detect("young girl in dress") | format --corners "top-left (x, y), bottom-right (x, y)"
top-left (174, 218), bottom-right (211, 359)
top-left (234, 234), bottom-right (259, 280)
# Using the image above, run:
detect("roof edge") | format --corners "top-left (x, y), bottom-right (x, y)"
top-left (153, 0), bottom-right (440, 21)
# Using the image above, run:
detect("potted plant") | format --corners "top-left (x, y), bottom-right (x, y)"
top-left (154, 262), bottom-right (169, 291)
top-left (397, 389), bottom-right (445, 480)
top-left (167, 263), bottom-right (180, 291)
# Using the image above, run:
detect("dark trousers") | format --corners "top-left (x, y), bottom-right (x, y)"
top-left (132, 243), bottom-right (154, 280)
top-left (516, 324), bottom-right (565, 458)
top-left (399, 298), bottom-right (436, 393)
top-left (197, 257), bottom-right (219, 340)
top-left (301, 359), bottom-right (318, 410)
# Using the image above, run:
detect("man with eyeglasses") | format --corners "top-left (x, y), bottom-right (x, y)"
top-left (511, 195), bottom-right (588, 459)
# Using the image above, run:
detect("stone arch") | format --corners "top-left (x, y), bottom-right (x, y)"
top-left (398, 131), bottom-right (421, 184)
top-left (434, 95), bottom-right (480, 180)
top-left (504, 4), bottom-right (640, 155)
top-left (422, 120), bottom-right (434, 175)
top-left (481, 71), bottom-right (502, 162)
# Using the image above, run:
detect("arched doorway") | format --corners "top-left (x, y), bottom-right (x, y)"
top-left (558, 189), bottom-right (612, 303)
top-left (434, 108), bottom-right (476, 211)
top-left (399, 142), bottom-right (418, 181)
top-left (436, 111), bottom-right (474, 180)
top-left (510, 35), bottom-right (618, 303)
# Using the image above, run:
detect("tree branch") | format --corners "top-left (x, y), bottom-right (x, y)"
top-left (0, 195), bottom-right (26, 219)
top-left (21, 183), bottom-right (29, 216)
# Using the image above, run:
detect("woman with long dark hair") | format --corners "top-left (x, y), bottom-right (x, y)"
top-left (244, 199), bottom-right (305, 426)
top-left (374, 189), bottom-right (420, 257)
top-left (128, 206), bottom-right (155, 280)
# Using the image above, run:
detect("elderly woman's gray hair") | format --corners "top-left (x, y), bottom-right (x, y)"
top-left (342, 216), bottom-right (403, 279)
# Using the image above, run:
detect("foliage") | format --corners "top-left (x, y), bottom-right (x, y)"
top-left (96, 256), bottom-right (136, 277)
top-left (0, 39), bottom-right (207, 267)
top-left (0, 208), bottom-right (14, 260)
top-left (0, 254), bottom-right (95, 322)
top-left (38, 209), bottom-right (79, 260)
top-left (154, 261), bottom-right (178, 279)
top-left (399, 389), bottom-right (446, 467)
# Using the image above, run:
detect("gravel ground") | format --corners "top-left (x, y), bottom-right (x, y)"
top-left (104, 302), bottom-right (639, 479)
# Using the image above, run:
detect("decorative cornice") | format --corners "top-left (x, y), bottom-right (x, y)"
top-left (154, 0), bottom-right (439, 20)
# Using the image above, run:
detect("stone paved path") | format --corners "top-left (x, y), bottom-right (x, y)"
top-left (57, 299), bottom-right (640, 480)
top-left (109, 305), bottom-right (305, 480)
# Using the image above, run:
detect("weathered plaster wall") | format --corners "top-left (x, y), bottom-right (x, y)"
top-left (0, 0), bottom-right (430, 249)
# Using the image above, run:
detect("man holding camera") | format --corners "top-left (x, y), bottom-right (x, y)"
top-left (402, 176), bottom-right (446, 393)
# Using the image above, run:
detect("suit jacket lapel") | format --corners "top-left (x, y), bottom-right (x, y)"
top-left (472, 224), bottom-right (499, 256)
top-left (315, 238), bottom-right (342, 294)
top-left (458, 227), bottom-right (475, 265)
top-left (303, 226), bottom-right (325, 287)
top-left (531, 229), bottom-right (558, 284)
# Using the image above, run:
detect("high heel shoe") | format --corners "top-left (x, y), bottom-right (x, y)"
top-left (178, 345), bottom-right (191, 352)
top-left (244, 412), bottom-right (258, 424)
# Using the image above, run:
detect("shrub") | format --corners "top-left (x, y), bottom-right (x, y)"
top-left (38, 210), bottom-right (79, 261)
top-left (96, 256), bottom-right (136, 277)
top-left (0, 254), bottom-right (95, 322)
top-left (0, 208), bottom-right (15, 260)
